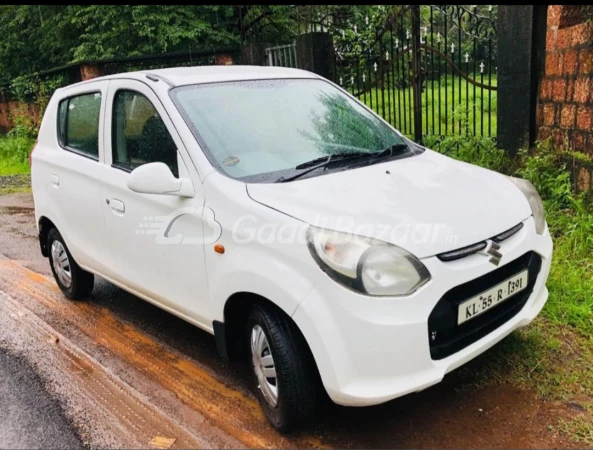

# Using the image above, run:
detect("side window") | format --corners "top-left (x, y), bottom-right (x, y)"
top-left (58, 92), bottom-right (101, 158)
top-left (112, 90), bottom-right (179, 177)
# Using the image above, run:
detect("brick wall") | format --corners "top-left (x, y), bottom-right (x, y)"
top-left (537, 5), bottom-right (593, 154)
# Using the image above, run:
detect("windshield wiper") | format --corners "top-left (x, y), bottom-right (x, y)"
top-left (275, 145), bottom-right (409, 183)
top-left (275, 151), bottom-right (372, 183)
top-left (294, 151), bottom-right (373, 170)
top-left (373, 143), bottom-right (409, 159)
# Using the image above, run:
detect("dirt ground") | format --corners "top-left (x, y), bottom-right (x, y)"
top-left (0, 188), bottom-right (584, 448)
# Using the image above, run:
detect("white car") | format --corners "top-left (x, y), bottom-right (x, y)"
top-left (31, 66), bottom-right (552, 432)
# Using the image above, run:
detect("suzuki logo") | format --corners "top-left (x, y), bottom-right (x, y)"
top-left (481, 240), bottom-right (502, 266)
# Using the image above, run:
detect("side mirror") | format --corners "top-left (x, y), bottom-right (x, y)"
top-left (127, 162), bottom-right (194, 198)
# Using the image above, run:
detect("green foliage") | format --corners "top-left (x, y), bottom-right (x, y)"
top-left (424, 134), bottom-right (512, 173)
top-left (0, 134), bottom-right (35, 176)
top-left (515, 141), bottom-right (574, 212)
top-left (353, 75), bottom-right (498, 139)
top-left (0, 5), bottom-right (297, 83)
top-left (70, 6), bottom-right (238, 61)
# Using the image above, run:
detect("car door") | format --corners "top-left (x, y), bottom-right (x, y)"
top-left (99, 79), bottom-right (211, 328)
top-left (43, 83), bottom-right (113, 275)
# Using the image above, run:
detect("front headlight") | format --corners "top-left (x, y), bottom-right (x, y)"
top-left (306, 226), bottom-right (430, 296)
top-left (508, 177), bottom-right (546, 234)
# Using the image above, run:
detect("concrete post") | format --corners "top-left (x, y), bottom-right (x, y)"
top-left (296, 32), bottom-right (335, 81)
top-left (497, 5), bottom-right (547, 156)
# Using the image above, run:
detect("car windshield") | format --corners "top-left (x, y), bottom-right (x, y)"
top-left (170, 78), bottom-right (411, 182)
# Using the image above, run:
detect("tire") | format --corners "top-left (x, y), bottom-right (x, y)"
top-left (47, 228), bottom-right (94, 300)
top-left (247, 304), bottom-right (321, 432)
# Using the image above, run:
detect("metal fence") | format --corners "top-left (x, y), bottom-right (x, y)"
top-left (332, 5), bottom-right (498, 143)
top-left (266, 43), bottom-right (298, 68)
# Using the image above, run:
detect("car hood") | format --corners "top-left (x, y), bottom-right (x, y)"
top-left (246, 150), bottom-right (532, 258)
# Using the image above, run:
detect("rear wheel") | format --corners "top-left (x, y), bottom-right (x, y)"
top-left (47, 228), bottom-right (94, 300)
top-left (247, 304), bottom-right (321, 432)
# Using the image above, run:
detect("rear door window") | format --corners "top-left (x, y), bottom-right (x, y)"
top-left (58, 92), bottom-right (102, 159)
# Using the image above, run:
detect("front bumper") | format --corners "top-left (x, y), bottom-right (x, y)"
top-left (292, 217), bottom-right (553, 406)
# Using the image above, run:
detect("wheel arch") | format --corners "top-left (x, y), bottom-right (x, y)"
top-left (215, 292), bottom-right (318, 371)
top-left (38, 216), bottom-right (57, 257)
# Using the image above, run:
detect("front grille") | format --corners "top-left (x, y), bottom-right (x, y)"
top-left (428, 252), bottom-right (542, 360)
top-left (437, 222), bottom-right (524, 262)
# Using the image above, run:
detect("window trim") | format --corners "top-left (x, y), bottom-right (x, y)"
top-left (56, 90), bottom-right (102, 161)
top-left (110, 88), bottom-right (179, 177)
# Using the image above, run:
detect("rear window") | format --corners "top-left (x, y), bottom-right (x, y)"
top-left (57, 92), bottom-right (101, 159)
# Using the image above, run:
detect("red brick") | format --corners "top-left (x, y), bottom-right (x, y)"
top-left (577, 106), bottom-right (592, 130)
top-left (561, 104), bottom-right (576, 128)
top-left (563, 50), bottom-right (577, 75)
top-left (552, 128), bottom-right (567, 148)
top-left (579, 49), bottom-right (593, 74)
top-left (571, 131), bottom-right (587, 152)
top-left (545, 54), bottom-right (560, 76)
top-left (543, 103), bottom-right (556, 126)
top-left (538, 126), bottom-right (552, 141)
top-left (540, 78), bottom-right (552, 100)
top-left (577, 167), bottom-right (591, 192)
top-left (546, 29), bottom-right (557, 51)
top-left (547, 5), bottom-right (562, 28)
top-left (567, 78), bottom-right (575, 101)
top-left (557, 28), bottom-right (572, 49)
top-left (553, 79), bottom-right (566, 101)
top-left (571, 23), bottom-right (589, 46)
top-left (574, 77), bottom-right (591, 103)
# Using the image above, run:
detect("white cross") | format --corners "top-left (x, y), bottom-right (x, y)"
top-left (451, 43), bottom-right (455, 53)
top-left (395, 38), bottom-right (399, 48)
top-left (351, 76), bottom-right (354, 85)
top-left (385, 50), bottom-right (390, 61)
top-left (374, 62), bottom-right (378, 72)
top-left (365, 16), bottom-right (369, 25)
top-left (465, 52), bottom-right (469, 63)
top-left (340, 77), bottom-right (343, 85)
top-left (437, 32), bottom-right (441, 43)
top-left (406, 29), bottom-right (410, 40)
top-left (480, 62), bottom-right (485, 73)
top-left (362, 73), bottom-right (366, 83)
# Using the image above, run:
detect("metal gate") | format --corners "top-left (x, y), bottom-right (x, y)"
top-left (332, 5), bottom-right (498, 143)
top-left (266, 43), bottom-right (298, 68)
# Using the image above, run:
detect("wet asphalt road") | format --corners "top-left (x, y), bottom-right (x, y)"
top-left (0, 349), bottom-right (83, 449)
top-left (0, 187), bottom-right (583, 449)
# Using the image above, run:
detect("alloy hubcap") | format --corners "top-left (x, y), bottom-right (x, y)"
top-left (251, 324), bottom-right (278, 407)
top-left (51, 240), bottom-right (72, 288)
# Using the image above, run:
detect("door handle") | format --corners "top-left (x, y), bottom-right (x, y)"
top-left (50, 175), bottom-right (60, 188)
top-left (108, 199), bottom-right (125, 213)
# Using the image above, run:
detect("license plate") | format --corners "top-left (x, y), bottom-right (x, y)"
top-left (457, 270), bottom-right (529, 325)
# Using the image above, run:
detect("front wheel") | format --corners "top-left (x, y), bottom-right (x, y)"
top-left (47, 228), bottom-right (94, 300)
top-left (247, 304), bottom-right (321, 432)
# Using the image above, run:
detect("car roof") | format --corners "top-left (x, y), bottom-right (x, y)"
top-left (60, 65), bottom-right (320, 91)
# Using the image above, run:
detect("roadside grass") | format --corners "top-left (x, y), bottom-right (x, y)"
top-left (432, 135), bottom-right (593, 444)
top-left (348, 75), bottom-right (497, 137)
top-left (0, 134), bottom-right (34, 176)
top-left (0, 185), bottom-right (31, 196)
